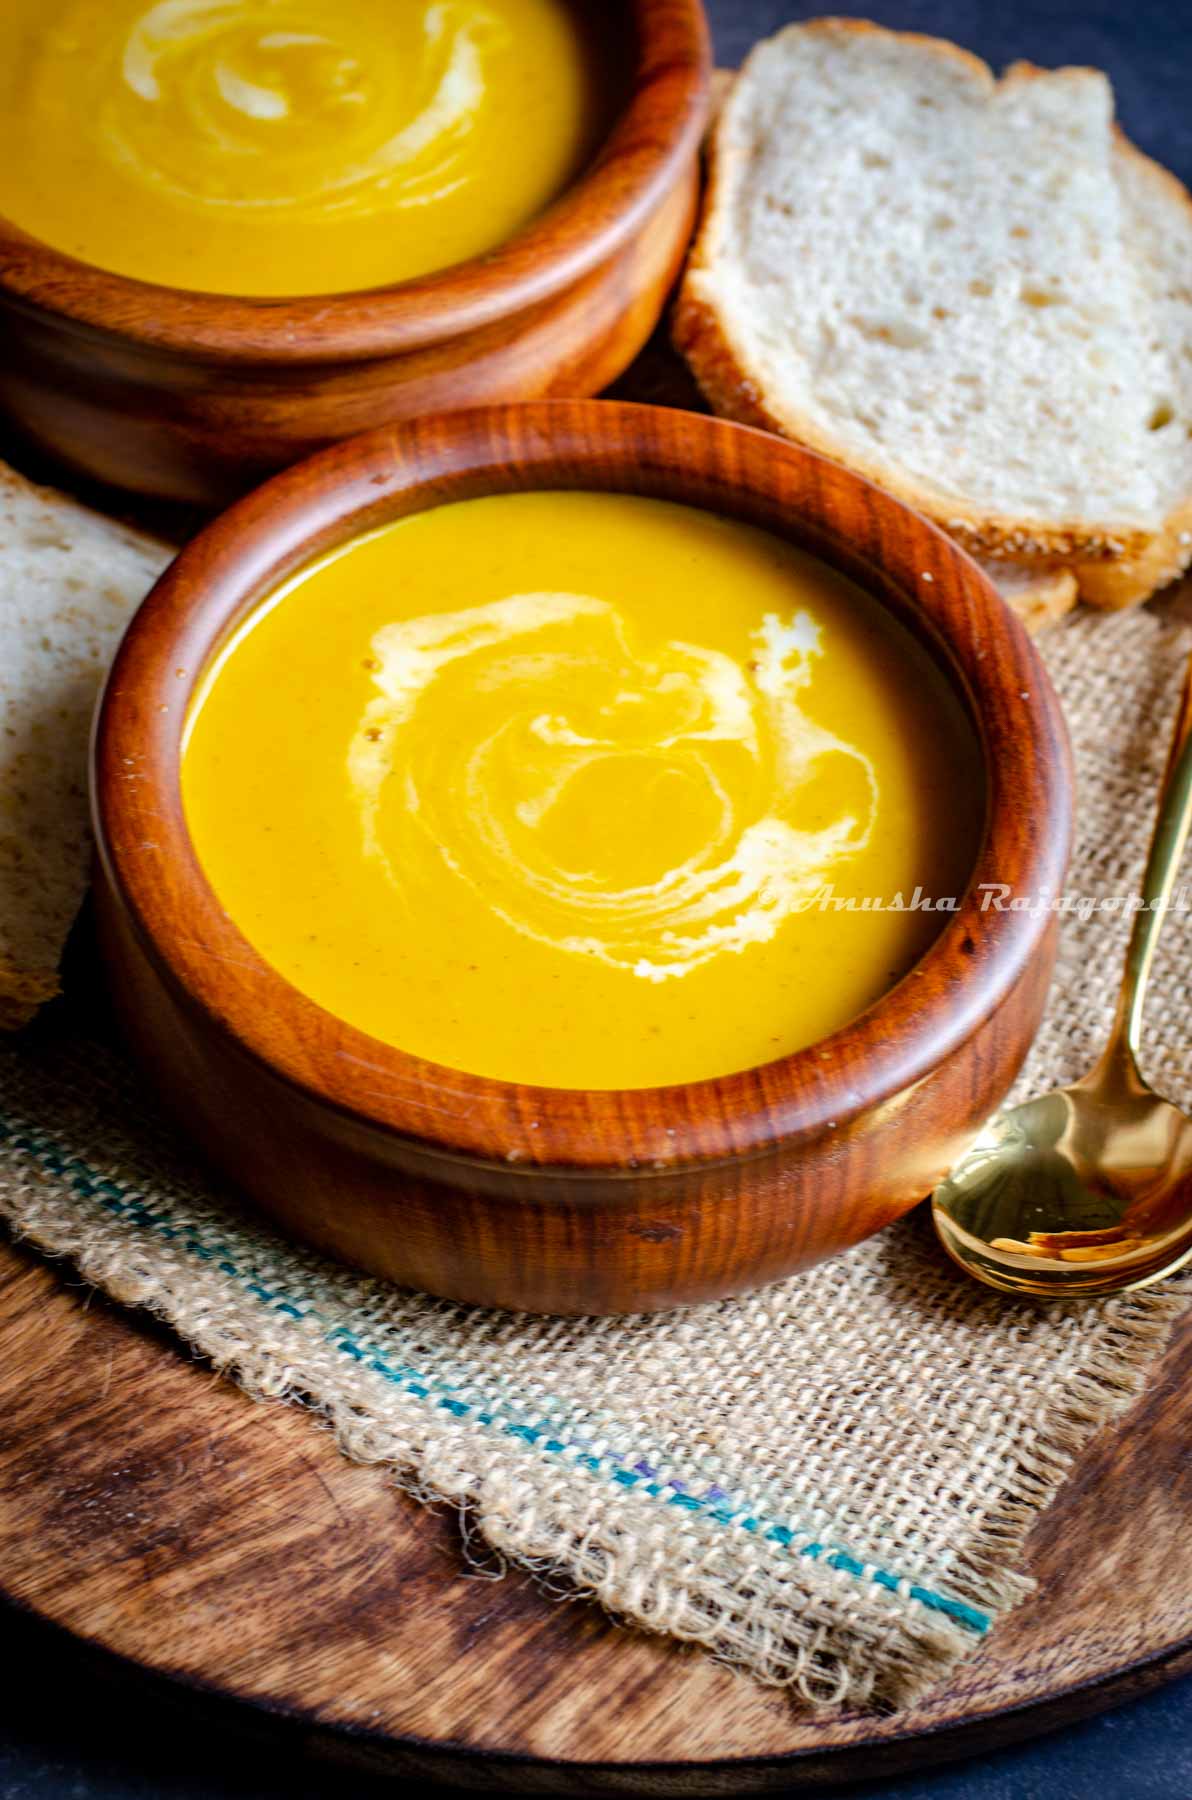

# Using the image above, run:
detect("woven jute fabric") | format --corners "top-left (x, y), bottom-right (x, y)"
top-left (2, 599), bottom-right (1192, 1712)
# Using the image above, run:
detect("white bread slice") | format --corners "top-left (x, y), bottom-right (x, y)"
top-left (675, 20), bottom-right (1173, 566)
top-left (1073, 139), bottom-right (1192, 607)
top-left (0, 466), bottom-right (170, 1028)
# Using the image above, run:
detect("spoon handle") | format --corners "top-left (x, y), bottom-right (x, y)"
top-left (1099, 651), bottom-right (1192, 1081)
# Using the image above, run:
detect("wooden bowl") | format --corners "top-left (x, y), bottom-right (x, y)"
top-left (0, 2), bottom-right (709, 509)
top-left (91, 400), bottom-right (1073, 1315)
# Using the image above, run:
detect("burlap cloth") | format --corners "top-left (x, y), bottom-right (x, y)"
top-left (2, 599), bottom-right (1192, 1713)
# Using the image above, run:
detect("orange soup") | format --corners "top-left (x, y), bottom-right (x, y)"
top-left (182, 491), bottom-right (984, 1086)
top-left (0, 0), bottom-right (606, 295)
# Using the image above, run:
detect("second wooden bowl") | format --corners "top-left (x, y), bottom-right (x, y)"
top-left (0, 2), bottom-right (709, 507)
top-left (92, 401), bottom-right (1073, 1314)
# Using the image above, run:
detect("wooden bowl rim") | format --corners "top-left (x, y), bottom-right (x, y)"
top-left (0, 1), bottom-right (710, 364)
top-left (92, 400), bottom-right (1073, 1173)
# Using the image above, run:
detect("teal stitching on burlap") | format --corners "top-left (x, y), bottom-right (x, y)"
top-left (0, 1110), bottom-right (990, 1635)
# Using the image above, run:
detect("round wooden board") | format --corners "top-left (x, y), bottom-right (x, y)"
top-left (3, 331), bottom-right (1191, 1789)
top-left (0, 1233), bottom-right (1189, 1794)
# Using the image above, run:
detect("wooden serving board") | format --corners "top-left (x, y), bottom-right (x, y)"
top-left (0, 1236), bottom-right (1189, 1792)
top-left (1, 340), bottom-right (1191, 1789)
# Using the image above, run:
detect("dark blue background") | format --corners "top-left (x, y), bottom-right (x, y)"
top-left (4, 2), bottom-right (1192, 1795)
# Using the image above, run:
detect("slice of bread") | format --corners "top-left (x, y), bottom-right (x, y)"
top-left (0, 465), bottom-right (170, 1028)
top-left (980, 561), bottom-right (1078, 631)
top-left (675, 20), bottom-right (1189, 573)
top-left (1073, 139), bottom-right (1192, 606)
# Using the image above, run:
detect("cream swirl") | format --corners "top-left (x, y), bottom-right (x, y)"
top-left (347, 594), bottom-right (878, 983)
top-left (100, 0), bottom-right (508, 215)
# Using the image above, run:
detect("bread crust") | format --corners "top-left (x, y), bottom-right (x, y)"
top-left (1074, 498), bottom-right (1192, 608)
top-left (674, 20), bottom-right (1159, 566)
top-left (994, 567), bottom-right (1079, 632)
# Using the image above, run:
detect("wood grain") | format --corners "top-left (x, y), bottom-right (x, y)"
top-left (0, 1234), bottom-right (1188, 1791)
top-left (92, 400), bottom-right (1072, 1314)
top-left (0, 243), bottom-right (1175, 1794)
top-left (0, 2), bottom-right (710, 506)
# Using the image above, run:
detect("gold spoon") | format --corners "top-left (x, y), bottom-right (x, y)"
top-left (932, 651), bottom-right (1192, 1297)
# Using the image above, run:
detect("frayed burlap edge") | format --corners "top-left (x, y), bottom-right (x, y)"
top-left (1, 1129), bottom-right (1186, 1713)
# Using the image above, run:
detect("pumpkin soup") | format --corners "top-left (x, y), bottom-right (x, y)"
top-left (0, 0), bottom-right (606, 296)
top-left (181, 491), bottom-right (983, 1087)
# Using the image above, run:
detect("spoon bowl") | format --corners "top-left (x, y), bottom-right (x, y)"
top-left (934, 651), bottom-right (1192, 1297)
top-left (933, 1065), bottom-right (1192, 1296)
